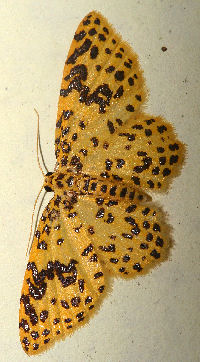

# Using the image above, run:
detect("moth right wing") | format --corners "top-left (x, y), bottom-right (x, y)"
top-left (78, 113), bottom-right (185, 191)
top-left (55, 11), bottom-right (146, 168)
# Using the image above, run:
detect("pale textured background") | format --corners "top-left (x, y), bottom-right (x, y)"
top-left (0, 1), bottom-right (199, 361)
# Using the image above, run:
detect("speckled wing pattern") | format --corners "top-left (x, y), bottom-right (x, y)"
top-left (19, 198), bottom-right (105, 355)
top-left (19, 11), bottom-right (185, 355)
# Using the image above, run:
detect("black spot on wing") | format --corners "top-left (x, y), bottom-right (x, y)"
top-left (67, 39), bottom-right (92, 64)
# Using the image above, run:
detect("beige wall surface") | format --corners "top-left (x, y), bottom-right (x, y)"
top-left (0, 1), bottom-right (199, 361)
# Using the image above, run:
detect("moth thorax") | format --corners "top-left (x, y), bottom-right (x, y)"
top-left (44, 171), bottom-right (54, 192)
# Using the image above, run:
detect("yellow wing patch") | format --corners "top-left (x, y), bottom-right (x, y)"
top-left (20, 11), bottom-right (185, 355)
top-left (19, 198), bottom-right (105, 354)
top-left (55, 11), bottom-right (146, 167)
top-left (64, 196), bottom-right (169, 277)
top-left (78, 114), bottom-right (184, 190)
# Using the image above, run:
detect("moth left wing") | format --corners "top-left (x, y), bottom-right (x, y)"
top-left (63, 194), bottom-right (170, 278)
top-left (19, 198), bottom-right (105, 355)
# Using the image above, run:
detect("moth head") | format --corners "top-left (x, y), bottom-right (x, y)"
top-left (44, 172), bottom-right (54, 192)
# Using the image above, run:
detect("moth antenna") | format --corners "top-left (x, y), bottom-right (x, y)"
top-left (34, 108), bottom-right (49, 176)
top-left (26, 186), bottom-right (47, 256)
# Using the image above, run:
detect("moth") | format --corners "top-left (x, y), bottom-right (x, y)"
top-left (19, 11), bottom-right (185, 355)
